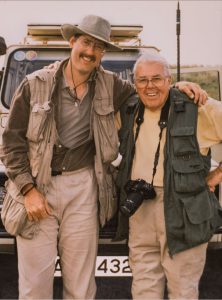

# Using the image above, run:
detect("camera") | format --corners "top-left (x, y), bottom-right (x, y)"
top-left (120, 179), bottom-right (156, 217)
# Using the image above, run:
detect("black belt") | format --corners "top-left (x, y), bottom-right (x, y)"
top-left (51, 170), bottom-right (62, 176)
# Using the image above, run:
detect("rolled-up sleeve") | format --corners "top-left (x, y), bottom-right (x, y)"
top-left (197, 98), bottom-right (222, 154)
top-left (1, 78), bottom-right (34, 191)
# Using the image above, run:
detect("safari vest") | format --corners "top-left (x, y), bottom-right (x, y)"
top-left (164, 89), bottom-right (222, 255)
top-left (25, 60), bottom-right (119, 226)
top-left (116, 88), bottom-right (222, 254)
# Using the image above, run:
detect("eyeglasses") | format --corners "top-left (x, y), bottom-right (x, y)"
top-left (134, 76), bottom-right (168, 88)
top-left (78, 37), bottom-right (106, 53)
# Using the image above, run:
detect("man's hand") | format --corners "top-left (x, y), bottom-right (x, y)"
top-left (175, 81), bottom-right (208, 105)
top-left (24, 187), bottom-right (53, 222)
top-left (206, 167), bottom-right (222, 192)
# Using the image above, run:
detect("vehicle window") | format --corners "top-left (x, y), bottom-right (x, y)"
top-left (172, 70), bottom-right (221, 101)
top-left (1, 48), bottom-right (137, 108)
top-left (102, 61), bottom-right (134, 81)
top-left (1, 49), bottom-right (70, 108)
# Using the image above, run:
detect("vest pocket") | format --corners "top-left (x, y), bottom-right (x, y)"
top-left (94, 101), bottom-right (119, 162)
top-left (179, 190), bottom-right (213, 245)
top-left (170, 127), bottom-right (196, 156)
top-left (172, 158), bottom-right (206, 193)
top-left (26, 104), bottom-right (50, 142)
top-left (2, 180), bottom-right (39, 239)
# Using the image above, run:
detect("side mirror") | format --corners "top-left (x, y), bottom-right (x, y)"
top-left (0, 37), bottom-right (7, 56)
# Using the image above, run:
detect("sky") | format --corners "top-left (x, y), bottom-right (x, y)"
top-left (0, 0), bottom-right (221, 67)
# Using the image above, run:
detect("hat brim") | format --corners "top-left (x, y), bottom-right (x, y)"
top-left (61, 24), bottom-right (122, 51)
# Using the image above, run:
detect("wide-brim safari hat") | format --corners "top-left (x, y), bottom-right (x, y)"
top-left (61, 15), bottom-right (121, 51)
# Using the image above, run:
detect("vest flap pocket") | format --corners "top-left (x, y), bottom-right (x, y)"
top-left (180, 190), bottom-right (213, 224)
top-left (170, 126), bottom-right (196, 156)
top-left (94, 100), bottom-right (114, 116)
top-left (93, 100), bottom-right (118, 163)
top-left (172, 158), bottom-right (204, 174)
top-left (172, 158), bottom-right (206, 193)
top-left (170, 126), bottom-right (194, 137)
top-left (26, 105), bottom-right (50, 142)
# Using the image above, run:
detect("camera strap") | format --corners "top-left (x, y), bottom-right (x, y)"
top-left (135, 102), bottom-right (145, 142)
top-left (151, 94), bottom-right (171, 185)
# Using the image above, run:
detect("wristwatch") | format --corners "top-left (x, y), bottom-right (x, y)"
top-left (21, 183), bottom-right (35, 196)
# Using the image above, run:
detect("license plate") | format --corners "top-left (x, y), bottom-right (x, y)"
top-left (96, 256), bottom-right (132, 277)
top-left (54, 256), bottom-right (132, 277)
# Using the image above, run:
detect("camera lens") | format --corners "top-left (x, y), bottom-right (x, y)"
top-left (120, 192), bottom-right (144, 217)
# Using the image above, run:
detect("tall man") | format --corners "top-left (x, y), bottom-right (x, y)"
top-left (1, 15), bottom-right (207, 299)
top-left (116, 52), bottom-right (222, 299)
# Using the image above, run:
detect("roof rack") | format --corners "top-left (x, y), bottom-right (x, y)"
top-left (25, 24), bottom-right (153, 48)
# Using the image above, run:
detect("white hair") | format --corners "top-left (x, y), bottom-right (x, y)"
top-left (133, 51), bottom-right (171, 77)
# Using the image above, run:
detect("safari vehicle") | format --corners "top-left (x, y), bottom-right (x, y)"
top-left (0, 24), bottom-right (221, 277)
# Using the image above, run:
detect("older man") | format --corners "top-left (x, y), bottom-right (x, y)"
top-left (1, 15), bottom-right (207, 299)
top-left (116, 52), bottom-right (222, 299)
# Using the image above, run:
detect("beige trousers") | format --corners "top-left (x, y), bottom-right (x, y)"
top-left (17, 166), bottom-right (98, 299)
top-left (129, 187), bottom-right (207, 300)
